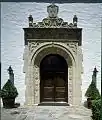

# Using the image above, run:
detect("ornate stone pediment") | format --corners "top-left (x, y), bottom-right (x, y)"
top-left (34, 16), bottom-right (69, 28)
top-left (31, 4), bottom-right (76, 28)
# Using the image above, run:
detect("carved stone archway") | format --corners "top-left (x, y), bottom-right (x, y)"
top-left (23, 4), bottom-right (83, 106)
top-left (24, 42), bottom-right (79, 105)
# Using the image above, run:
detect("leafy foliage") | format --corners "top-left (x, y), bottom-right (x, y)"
top-left (0, 80), bottom-right (18, 98)
top-left (91, 99), bottom-right (101, 120)
top-left (85, 82), bottom-right (100, 100)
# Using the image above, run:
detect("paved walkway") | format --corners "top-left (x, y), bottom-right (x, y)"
top-left (1, 106), bottom-right (92, 120)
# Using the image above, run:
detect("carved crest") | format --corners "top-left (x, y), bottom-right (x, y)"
top-left (47, 3), bottom-right (59, 18)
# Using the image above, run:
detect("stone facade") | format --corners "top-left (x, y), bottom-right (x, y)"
top-left (23, 4), bottom-right (83, 106)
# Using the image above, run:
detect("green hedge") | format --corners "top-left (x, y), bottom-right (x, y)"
top-left (92, 99), bottom-right (101, 120)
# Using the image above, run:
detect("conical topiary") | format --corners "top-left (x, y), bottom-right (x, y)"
top-left (0, 79), bottom-right (18, 99)
top-left (85, 81), bottom-right (100, 100)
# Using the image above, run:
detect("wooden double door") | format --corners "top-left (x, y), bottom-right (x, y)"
top-left (40, 72), bottom-right (68, 102)
top-left (40, 54), bottom-right (68, 103)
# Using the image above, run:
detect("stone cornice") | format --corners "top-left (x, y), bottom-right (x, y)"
top-left (23, 28), bottom-right (82, 46)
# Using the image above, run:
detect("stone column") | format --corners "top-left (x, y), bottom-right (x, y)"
top-left (33, 65), bottom-right (40, 105)
top-left (24, 44), bottom-right (35, 106)
top-left (25, 64), bottom-right (34, 106)
top-left (68, 66), bottom-right (73, 105)
top-left (72, 46), bottom-right (83, 106)
top-left (72, 64), bottom-right (77, 106)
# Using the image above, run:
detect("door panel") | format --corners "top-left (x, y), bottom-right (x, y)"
top-left (56, 87), bottom-right (65, 93)
top-left (44, 78), bottom-right (53, 86)
top-left (41, 74), bottom-right (54, 101)
top-left (56, 77), bottom-right (65, 86)
top-left (54, 74), bottom-right (67, 102)
top-left (41, 72), bottom-right (68, 102)
top-left (43, 87), bottom-right (54, 101)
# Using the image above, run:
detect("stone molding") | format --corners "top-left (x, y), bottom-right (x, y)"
top-left (66, 42), bottom-right (78, 55)
top-left (28, 42), bottom-right (40, 53)
top-left (28, 41), bottom-right (78, 60)
top-left (28, 41), bottom-right (76, 65)
top-left (24, 41), bottom-right (83, 106)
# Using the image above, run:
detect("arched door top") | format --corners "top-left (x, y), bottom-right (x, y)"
top-left (31, 43), bottom-right (76, 67)
top-left (40, 54), bottom-right (68, 72)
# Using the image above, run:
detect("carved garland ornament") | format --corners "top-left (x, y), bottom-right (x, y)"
top-left (28, 42), bottom-right (40, 53)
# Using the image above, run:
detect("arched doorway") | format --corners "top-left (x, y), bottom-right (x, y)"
top-left (40, 54), bottom-right (68, 103)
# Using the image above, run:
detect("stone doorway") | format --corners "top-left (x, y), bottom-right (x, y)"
top-left (40, 54), bottom-right (68, 103)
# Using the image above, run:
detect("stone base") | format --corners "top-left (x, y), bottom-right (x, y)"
top-left (1, 106), bottom-right (92, 120)
top-left (38, 102), bottom-right (70, 106)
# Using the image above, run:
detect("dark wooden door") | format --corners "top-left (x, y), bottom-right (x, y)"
top-left (41, 73), bottom-right (54, 102)
top-left (40, 54), bottom-right (68, 103)
top-left (40, 72), bottom-right (68, 102)
top-left (54, 73), bottom-right (68, 102)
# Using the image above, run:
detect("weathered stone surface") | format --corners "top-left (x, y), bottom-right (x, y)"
top-left (23, 41), bottom-right (83, 106)
top-left (1, 106), bottom-right (92, 120)
top-left (23, 28), bottom-right (82, 46)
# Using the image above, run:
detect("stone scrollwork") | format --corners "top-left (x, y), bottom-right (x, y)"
top-left (66, 42), bottom-right (77, 55)
top-left (32, 4), bottom-right (75, 28)
top-left (42, 17), bottom-right (64, 27)
top-left (33, 66), bottom-right (40, 103)
top-left (34, 16), bottom-right (70, 28)
top-left (29, 42), bottom-right (40, 53)
top-left (68, 66), bottom-right (73, 105)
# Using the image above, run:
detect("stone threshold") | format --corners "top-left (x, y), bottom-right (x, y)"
top-left (38, 102), bottom-right (70, 106)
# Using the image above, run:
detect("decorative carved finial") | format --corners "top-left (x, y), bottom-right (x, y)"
top-left (93, 66), bottom-right (98, 77)
top-left (7, 66), bottom-right (13, 74)
top-left (73, 15), bottom-right (78, 27)
top-left (7, 66), bottom-right (14, 85)
top-left (28, 15), bottom-right (33, 27)
top-left (47, 3), bottom-right (59, 18)
top-left (92, 66), bottom-right (98, 87)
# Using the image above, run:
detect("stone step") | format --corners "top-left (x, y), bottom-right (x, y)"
top-left (38, 102), bottom-right (69, 106)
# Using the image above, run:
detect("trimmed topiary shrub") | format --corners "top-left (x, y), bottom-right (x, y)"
top-left (0, 79), bottom-right (18, 99)
top-left (91, 99), bottom-right (101, 120)
top-left (85, 81), bottom-right (100, 100)
top-left (0, 79), bottom-right (18, 108)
